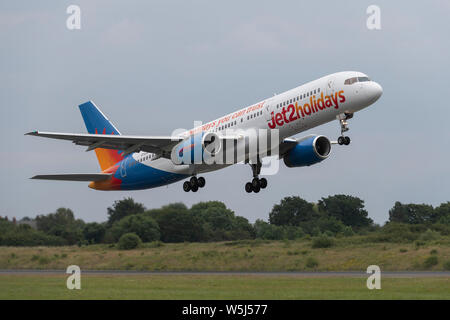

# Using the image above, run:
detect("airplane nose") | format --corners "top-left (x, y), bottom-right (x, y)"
top-left (367, 81), bottom-right (383, 103)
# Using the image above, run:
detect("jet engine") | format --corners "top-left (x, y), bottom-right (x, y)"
top-left (283, 135), bottom-right (331, 167)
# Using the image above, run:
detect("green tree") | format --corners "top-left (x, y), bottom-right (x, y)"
top-left (269, 196), bottom-right (317, 226)
top-left (35, 208), bottom-right (84, 244)
top-left (389, 202), bottom-right (436, 224)
top-left (110, 214), bottom-right (160, 242)
top-left (0, 219), bottom-right (66, 246)
top-left (190, 201), bottom-right (254, 241)
top-left (254, 219), bottom-right (284, 240)
top-left (148, 204), bottom-right (201, 242)
top-left (107, 198), bottom-right (145, 226)
top-left (435, 202), bottom-right (450, 225)
top-left (318, 195), bottom-right (373, 228)
top-left (82, 222), bottom-right (106, 244)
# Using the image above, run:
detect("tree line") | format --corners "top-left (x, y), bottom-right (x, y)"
top-left (0, 196), bottom-right (448, 247)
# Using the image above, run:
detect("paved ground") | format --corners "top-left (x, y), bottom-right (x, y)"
top-left (0, 270), bottom-right (449, 277)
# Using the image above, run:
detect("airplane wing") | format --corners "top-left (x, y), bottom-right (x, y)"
top-left (31, 173), bottom-right (112, 181)
top-left (25, 131), bottom-right (185, 157)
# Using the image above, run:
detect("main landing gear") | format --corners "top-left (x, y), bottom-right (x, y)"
top-left (337, 112), bottom-right (353, 146)
top-left (183, 176), bottom-right (205, 192)
top-left (245, 162), bottom-right (268, 193)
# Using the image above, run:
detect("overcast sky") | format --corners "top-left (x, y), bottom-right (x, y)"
top-left (1, 1), bottom-right (449, 225)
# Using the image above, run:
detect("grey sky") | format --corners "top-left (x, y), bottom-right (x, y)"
top-left (1, 1), bottom-right (449, 225)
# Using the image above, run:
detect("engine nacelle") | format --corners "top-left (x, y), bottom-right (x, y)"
top-left (283, 135), bottom-right (331, 167)
top-left (171, 132), bottom-right (222, 165)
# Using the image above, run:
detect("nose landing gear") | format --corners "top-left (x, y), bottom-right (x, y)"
top-left (245, 162), bottom-right (268, 193)
top-left (337, 112), bottom-right (353, 145)
top-left (183, 176), bottom-right (206, 192)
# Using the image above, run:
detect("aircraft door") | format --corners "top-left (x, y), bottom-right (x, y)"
top-left (264, 101), bottom-right (275, 122)
top-left (326, 77), bottom-right (335, 96)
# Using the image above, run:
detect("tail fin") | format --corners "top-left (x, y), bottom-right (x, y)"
top-left (79, 101), bottom-right (124, 171)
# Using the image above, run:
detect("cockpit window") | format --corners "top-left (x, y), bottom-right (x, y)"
top-left (344, 76), bottom-right (371, 85)
top-left (344, 77), bottom-right (358, 85)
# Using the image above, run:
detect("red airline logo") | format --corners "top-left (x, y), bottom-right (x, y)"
top-left (268, 91), bottom-right (346, 129)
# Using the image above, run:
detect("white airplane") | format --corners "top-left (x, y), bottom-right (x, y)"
top-left (27, 71), bottom-right (382, 193)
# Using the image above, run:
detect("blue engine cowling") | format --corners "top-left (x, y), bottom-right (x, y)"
top-left (171, 132), bottom-right (221, 165)
top-left (283, 135), bottom-right (331, 167)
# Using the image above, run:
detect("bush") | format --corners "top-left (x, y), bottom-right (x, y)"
top-left (371, 223), bottom-right (419, 243)
top-left (423, 256), bottom-right (438, 269)
top-left (117, 233), bottom-right (142, 250)
top-left (306, 257), bottom-right (319, 268)
top-left (342, 226), bottom-right (354, 237)
top-left (110, 215), bottom-right (160, 243)
top-left (419, 229), bottom-right (440, 241)
top-left (254, 220), bottom-right (284, 240)
top-left (283, 226), bottom-right (304, 240)
top-left (311, 236), bottom-right (334, 248)
top-left (38, 256), bottom-right (50, 265)
top-left (415, 240), bottom-right (426, 247)
top-left (443, 260), bottom-right (450, 271)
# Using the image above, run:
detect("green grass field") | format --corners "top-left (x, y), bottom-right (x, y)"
top-left (0, 274), bottom-right (449, 299)
top-left (1, 239), bottom-right (449, 299)
top-left (1, 237), bottom-right (449, 271)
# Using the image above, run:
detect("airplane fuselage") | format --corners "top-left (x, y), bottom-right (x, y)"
top-left (89, 71), bottom-right (382, 191)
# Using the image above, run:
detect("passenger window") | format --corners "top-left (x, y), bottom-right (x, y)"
top-left (318, 88), bottom-right (320, 92)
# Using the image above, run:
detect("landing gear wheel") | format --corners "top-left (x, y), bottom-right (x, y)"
top-left (197, 177), bottom-right (205, 188)
top-left (252, 178), bottom-right (261, 189)
top-left (260, 178), bottom-right (267, 189)
top-left (245, 162), bottom-right (265, 193)
top-left (338, 136), bottom-right (345, 145)
top-left (191, 184), bottom-right (198, 192)
top-left (344, 136), bottom-right (351, 145)
top-left (252, 177), bottom-right (260, 189)
top-left (190, 176), bottom-right (198, 187)
top-left (183, 181), bottom-right (191, 192)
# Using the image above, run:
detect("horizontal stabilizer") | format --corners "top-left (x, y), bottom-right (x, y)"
top-left (31, 173), bottom-right (112, 182)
